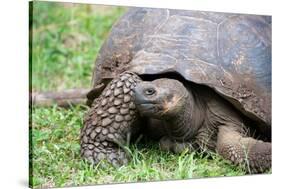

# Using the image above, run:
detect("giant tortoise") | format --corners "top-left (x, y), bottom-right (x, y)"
top-left (80, 8), bottom-right (271, 173)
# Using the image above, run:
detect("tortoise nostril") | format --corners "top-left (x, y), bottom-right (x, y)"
top-left (144, 88), bottom-right (155, 96)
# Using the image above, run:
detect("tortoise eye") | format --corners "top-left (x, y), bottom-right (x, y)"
top-left (144, 88), bottom-right (155, 96)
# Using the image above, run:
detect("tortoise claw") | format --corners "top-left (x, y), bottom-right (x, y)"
top-left (81, 143), bottom-right (129, 167)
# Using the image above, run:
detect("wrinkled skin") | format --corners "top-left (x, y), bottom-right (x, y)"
top-left (133, 79), bottom-right (189, 119)
top-left (133, 78), bottom-right (271, 173)
top-left (81, 72), bottom-right (271, 173)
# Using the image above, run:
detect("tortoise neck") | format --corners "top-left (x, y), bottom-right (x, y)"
top-left (165, 89), bottom-right (206, 141)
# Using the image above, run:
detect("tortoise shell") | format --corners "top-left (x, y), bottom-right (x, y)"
top-left (90, 8), bottom-right (271, 132)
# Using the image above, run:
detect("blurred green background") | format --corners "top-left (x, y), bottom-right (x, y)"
top-left (30, 1), bottom-right (246, 188)
top-left (31, 1), bottom-right (125, 91)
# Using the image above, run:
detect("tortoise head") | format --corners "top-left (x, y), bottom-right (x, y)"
top-left (133, 78), bottom-right (189, 119)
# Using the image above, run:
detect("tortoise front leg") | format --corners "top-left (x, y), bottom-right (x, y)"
top-left (216, 126), bottom-right (271, 173)
top-left (80, 72), bottom-right (141, 167)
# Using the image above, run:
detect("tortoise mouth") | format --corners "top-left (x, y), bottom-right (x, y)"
top-left (135, 103), bottom-right (162, 116)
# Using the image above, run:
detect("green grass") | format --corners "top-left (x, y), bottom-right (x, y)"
top-left (30, 1), bottom-right (125, 91)
top-left (30, 2), bottom-right (247, 188)
top-left (31, 106), bottom-right (246, 188)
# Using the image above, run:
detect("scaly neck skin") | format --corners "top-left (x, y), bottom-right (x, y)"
top-left (163, 91), bottom-right (206, 142)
